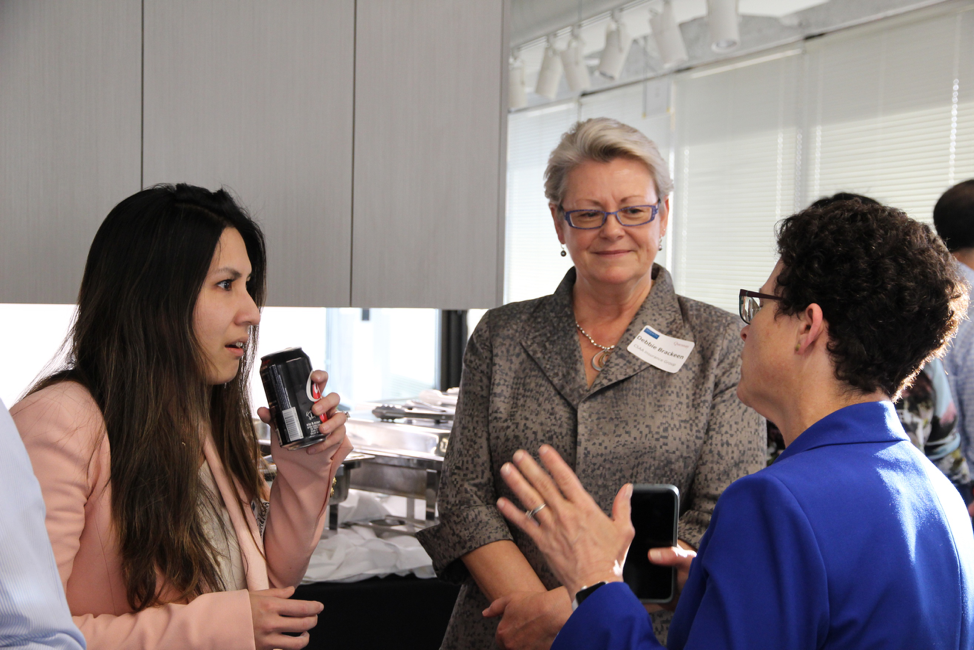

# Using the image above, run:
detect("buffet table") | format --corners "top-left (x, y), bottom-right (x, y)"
top-left (295, 490), bottom-right (459, 649)
top-left (297, 576), bottom-right (460, 650)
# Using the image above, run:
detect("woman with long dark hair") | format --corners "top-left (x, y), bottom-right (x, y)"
top-left (11, 184), bottom-right (350, 650)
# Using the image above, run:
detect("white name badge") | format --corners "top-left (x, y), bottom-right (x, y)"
top-left (627, 325), bottom-right (695, 373)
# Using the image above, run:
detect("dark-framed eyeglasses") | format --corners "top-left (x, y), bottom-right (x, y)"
top-left (739, 289), bottom-right (781, 324)
top-left (561, 201), bottom-right (661, 230)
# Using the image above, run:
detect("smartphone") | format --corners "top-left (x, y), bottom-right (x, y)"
top-left (623, 484), bottom-right (679, 603)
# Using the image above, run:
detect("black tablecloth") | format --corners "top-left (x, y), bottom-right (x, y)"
top-left (296, 576), bottom-right (460, 650)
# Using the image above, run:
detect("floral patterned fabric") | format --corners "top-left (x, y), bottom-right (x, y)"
top-left (766, 358), bottom-right (973, 503)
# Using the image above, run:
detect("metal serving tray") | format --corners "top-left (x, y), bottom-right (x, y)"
top-left (344, 418), bottom-right (448, 524)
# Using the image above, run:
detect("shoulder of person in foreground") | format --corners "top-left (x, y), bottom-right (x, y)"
top-left (0, 396), bottom-right (86, 650)
top-left (701, 441), bottom-right (974, 650)
top-left (659, 471), bottom-right (830, 650)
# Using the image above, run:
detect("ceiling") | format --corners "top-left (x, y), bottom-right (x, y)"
top-left (508, 0), bottom-right (952, 109)
top-left (511, 0), bottom-right (832, 46)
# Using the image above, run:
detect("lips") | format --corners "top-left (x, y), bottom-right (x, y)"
top-left (225, 339), bottom-right (247, 357)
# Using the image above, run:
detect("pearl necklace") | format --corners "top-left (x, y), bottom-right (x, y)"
top-left (575, 321), bottom-right (615, 371)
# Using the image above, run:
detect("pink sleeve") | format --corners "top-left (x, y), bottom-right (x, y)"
top-left (12, 385), bottom-right (257, 650)
top-left (264, 431), bottom-right (353, 587)
top-left (70, 591), bottom-right (254, 650)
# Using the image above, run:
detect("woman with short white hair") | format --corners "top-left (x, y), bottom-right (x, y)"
top-left (418, 118), bottom-right (765, 649)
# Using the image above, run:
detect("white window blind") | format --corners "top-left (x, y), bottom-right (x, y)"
top-left (504, 103), bottom-right (578, 304)
top-left (804, 7), bottom-right (974, 223)
top-left (578, 79), bottom-right (673, 159)
top-left (671, 49), bottom-right (802, 314)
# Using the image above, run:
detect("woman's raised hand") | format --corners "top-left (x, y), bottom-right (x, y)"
top-left (249, 586), bottom-right (322, 650)
top-left (495, 445), bottom-right (633, 598)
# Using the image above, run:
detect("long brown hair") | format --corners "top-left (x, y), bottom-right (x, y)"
top-left (33, 184), bottom-right (267, 609)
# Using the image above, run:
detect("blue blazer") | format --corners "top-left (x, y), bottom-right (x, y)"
top-left (554, 402), bottom-right (974, 650)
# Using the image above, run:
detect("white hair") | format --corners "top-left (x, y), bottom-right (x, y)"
top-left (544, 117), bottom-right (674, 206)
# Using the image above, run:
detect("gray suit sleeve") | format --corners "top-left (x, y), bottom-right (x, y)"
top-left (417, 313), bottom-right (515, 583)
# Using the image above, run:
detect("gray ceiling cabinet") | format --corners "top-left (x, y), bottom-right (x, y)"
top-left (0, 0), bottom-right (142, 304)
top-left (351, 0), bottom-right (509, 309)
top-left (2, 0), bottom-right (507, 309)
top-left (143, 0), bottom-right (355, 308)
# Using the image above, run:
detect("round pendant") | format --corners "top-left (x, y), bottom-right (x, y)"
top-left (591, 348), bottom-right (612, 371)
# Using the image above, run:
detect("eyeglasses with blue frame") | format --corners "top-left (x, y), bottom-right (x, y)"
top-left (560, 200), bottom-right (662, 229)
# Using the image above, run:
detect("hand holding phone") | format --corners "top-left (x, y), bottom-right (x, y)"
top-left (623, 484), bottom-right (679, 603)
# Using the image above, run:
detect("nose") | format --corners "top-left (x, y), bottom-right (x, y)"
top-left (238, 290), bottom-right (261, 327)
top-left (599, 210), bottom-right (626, 239)
top-left (740, 324), bottom-right (748, 341)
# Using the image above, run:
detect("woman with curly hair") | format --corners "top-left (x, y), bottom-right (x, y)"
top-left (492, 198), bottom-right (974, 649)
top-left (11, 184), bottom-right (352, 650)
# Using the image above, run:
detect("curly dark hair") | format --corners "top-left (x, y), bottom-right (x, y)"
top-left (774, 199), bottom-right (967, 398)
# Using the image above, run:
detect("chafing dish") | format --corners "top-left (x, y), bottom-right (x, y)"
top-left (344, 417), bottom-right (449, 525)
top-left (254, 415), bottom-right (451, 530)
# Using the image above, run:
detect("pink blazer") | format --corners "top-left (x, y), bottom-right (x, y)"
top-left (11, 381), bottom-right (346, 650)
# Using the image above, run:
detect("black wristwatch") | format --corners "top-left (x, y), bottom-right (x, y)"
top-left (571, 582), bottom-right (607, 611)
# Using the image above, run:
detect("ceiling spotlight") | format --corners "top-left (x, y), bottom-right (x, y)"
top-left (598, 10), bottom-right (632, 80)
top-left (561, 26), bottom-right (591, 93)
top-left (535, 35), bottom-right (563, 100)
top-left (650, 1), bottom-right (688, 69)
top-left (707, 0), bottom-right (740, 52)
top-left (509, 51), bottom-right (527, 110)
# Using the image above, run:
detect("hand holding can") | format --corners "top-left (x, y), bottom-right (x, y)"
top-left (259, 347), bottom-right (328, 449)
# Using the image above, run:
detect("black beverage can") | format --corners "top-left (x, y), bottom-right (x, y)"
top-left (259, 347), bottom-right (327, 449)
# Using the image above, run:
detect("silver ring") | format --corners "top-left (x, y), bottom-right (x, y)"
top-left (525, 503), bottom-right (547, 519)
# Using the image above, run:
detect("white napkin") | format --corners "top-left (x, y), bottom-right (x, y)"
top-left (302, 493), bottom-right (436, 583)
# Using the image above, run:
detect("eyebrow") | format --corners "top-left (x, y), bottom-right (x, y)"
top-left (211, 267), bottom-right (252, 281)
top-left (573, 195), bottom-right (657, 208)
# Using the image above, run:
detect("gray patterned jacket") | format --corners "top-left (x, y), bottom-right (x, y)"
top-left (417, 266), bottom-right (765, 649)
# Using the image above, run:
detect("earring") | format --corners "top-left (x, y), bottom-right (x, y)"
top-left (795, 343), bottom-right (801, 352)
top-left (658, 237), bottom-right (664, 252)
top-left (560, 244), bottom-right (567, 258)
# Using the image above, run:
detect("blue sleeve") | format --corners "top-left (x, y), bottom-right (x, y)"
top-left (553, 582), bottom-right (664, 650)
top-left (551, 474), bottom-right (830, 650)
top-left (0, 399), bottom-right (86, 650)
top-left (669, 474), bottom-right (830, 650)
